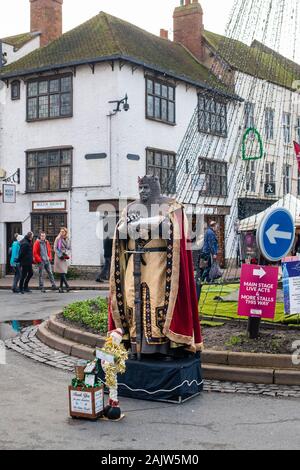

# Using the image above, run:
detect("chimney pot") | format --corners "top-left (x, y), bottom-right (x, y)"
top-left (160, 29), bottom-right (169, 40)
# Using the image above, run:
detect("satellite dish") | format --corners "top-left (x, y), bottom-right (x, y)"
top-left (0, 169), bottom-right (7, 179)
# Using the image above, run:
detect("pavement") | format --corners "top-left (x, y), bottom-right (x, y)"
top-left (1, 348), bottom-right (299, 450)
top-left (0, 275), bottom-right (109, 291)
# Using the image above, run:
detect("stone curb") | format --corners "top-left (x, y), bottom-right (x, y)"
top-left (202, 350), bottom-right (300, 371)
top-left (38, 316), bottom-right (300, 386)
top-left (0, 285), bottom-right (108, 291)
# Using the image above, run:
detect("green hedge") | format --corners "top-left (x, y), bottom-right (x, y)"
top-left (63, 297), bottom-right (108, 334)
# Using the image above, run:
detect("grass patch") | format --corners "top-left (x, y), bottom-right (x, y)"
top-left (225, 335), bottom-right (244, 347)
top-left (200, 284), bottom-right (300, 325)
top-left (63, 297), bottom-right (108, 334)
top-left (202, 321), bottom-right (225, 328)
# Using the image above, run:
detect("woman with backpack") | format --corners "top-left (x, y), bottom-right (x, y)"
top-left (10, 233), bottom-right (23, 293)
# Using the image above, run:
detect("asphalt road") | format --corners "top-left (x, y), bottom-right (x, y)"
top-left (0, 349), bottom-right (299, 450)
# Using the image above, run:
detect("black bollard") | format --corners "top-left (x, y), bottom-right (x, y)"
top-left (247, 317), bottom-right (261, 339)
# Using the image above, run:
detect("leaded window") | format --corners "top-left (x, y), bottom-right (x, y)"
top-left (265, 108), bottom-right (274, 140)
top-left (245, 102), bottom-right (255, 129)
top-left (146, 148), bottom-right (176, 194)
top-left (11, 80), bottom-right (20, 100)
top-left (283, 164), bottom-right (292, 194)
top-left (27, 75), bottom-right (72, 121)
top-left (198, 95), bottom-right (227, 137)
top-left (283, 112), bottom-right (291, 144)
top-left (26, 148), bottom-right (72, 192)
top-left (146, 78), bottom-right (175, 124)
top-left (198, 158), bottom-right (228, 196)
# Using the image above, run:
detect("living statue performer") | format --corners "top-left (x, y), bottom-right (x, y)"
top-left (108, 175), bottom-right (203, 359)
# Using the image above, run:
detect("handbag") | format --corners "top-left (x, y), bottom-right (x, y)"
top-left (209, 261), bottom-right (222, 281)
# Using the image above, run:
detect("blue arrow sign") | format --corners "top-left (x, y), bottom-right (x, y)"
top-left (257, 208), bottom-right (295, 262)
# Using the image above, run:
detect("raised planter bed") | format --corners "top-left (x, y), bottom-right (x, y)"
top-left (36, 314), bottom-right (300, 386)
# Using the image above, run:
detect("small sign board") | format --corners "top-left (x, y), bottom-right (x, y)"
top-left (264, 183), bottom-right (276, 196)
top-left (69, 386), bottom-right (104, 420)
top-left (282, 259), bottom-right (300, 315)
top-left (96, 348), bottom-right (115, 364)
top-left (2, 184), bottom-right (16, 203)
top-left (32, 200), bottom-right (66, 211)
top-left (238, 264), bottom-right (279, 319)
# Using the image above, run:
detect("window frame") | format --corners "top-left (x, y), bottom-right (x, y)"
top-left (283, 112), bottom-right (291, 145)
top-left (244, 102), bottom-right (255, 129)
top-left (198, 157), bottom-right (228, 197)
top-left (265, 162), bottom-right (275, 184)
top-left (283, 164), bottom-right (292, 195)
top-left (296, 116), bottom-right (300, 143)
top-left (145, 77), bottom-right (176, 125)
top-left (26, 147), bottom-right (73, 193)
top-left (146, 147), bottom-right (176, 195)
top-left (265, 108), bottom-right (274, 140)
top-left (198, 93), bottom-right (228, 138)
top-left (26, 74), bottom-right (73, 122)
top-left (11, 80), bottom-right (21, 101)
top-left (245, 160), bottom-right (256, 193)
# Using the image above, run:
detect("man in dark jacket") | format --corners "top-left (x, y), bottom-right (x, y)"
top-left (199, 221), bottom-right (219, 282)
top-left (96, 236), bottom-right (113, 283)
top-left (18, 232), bottom-right (34, 294)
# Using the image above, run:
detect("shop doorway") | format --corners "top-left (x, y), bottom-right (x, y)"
top-left (31, 213), bottom-right (67, 249)
top-left (6, 222), bottom-right (22, 274)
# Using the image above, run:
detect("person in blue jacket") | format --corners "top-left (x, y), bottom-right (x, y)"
top-left (10, 234), bottom-right (23, 293)
top-left (199, 221), bottom-right (219, 282)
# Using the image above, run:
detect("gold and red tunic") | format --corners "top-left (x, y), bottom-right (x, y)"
top-left (108, 201), bottom-right (203, 354)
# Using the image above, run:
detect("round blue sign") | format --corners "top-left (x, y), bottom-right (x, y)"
top-left (257, 208), bottom-right (295, 262)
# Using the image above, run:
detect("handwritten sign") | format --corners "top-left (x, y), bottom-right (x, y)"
top-left (70, 390), bottom-right (93, 415)
top-left (96, 349), bottom-right (115, 364)
top-left (84, 374), bottom-right (95, 388)
top-left (238, 264), bottom-right (279, 319)
top-left (95, 389), bottom-right (104, 414)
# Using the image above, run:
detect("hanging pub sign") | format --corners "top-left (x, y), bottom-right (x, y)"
top-left (2, 184), bottom-right (16, 203)
top-left (242, 127), bottom-right (264, 161)
top-left (264, 182), bottom-right (276, 196)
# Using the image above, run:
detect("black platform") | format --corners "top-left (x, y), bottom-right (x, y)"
top-left (99, 354), bottom-right (203, 404)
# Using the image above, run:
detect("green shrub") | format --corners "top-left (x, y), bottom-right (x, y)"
top-left (63, 297), bottom-right (108, 334)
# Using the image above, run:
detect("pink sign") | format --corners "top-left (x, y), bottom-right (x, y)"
top-left (238, 264), bottom-right (279, 319)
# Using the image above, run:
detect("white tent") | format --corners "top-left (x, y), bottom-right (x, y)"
top-left (239, 194), bottom-right (300, 232)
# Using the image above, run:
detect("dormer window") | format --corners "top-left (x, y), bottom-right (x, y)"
top-left (11, 80), bottom-right (20, 100)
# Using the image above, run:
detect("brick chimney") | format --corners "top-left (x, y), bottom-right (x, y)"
top-left (30, 0), bottom-right (63, 47)
top-left (160, 29), bottom-right (169, 40)
top-left (173, 0), bottom-right (204, 61)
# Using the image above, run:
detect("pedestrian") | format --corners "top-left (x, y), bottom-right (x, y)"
top-left (33, 231), bottom-right (57, 293)
top-left (96, 235), bottom-right (113, 283)
top-left (10, 233), bottom-right (23, 293)
top-left (18, 232), bottom-right (34, 294)
top-left (199, 221), bottom-right (219, 283)
top-left (54, 228), bottom-right (71, 293)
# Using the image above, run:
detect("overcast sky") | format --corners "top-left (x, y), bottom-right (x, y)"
top-left (0, 0), bottom-right (235, 39)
